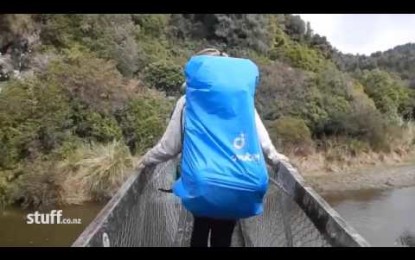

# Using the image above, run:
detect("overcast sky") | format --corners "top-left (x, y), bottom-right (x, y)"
top-left (296, 14), bottom-right (415, 55)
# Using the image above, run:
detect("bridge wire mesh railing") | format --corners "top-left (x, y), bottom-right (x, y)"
top-left (72, 158), bottom-right (370, 247)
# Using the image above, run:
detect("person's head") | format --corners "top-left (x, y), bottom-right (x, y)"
top-left (181, 48), bottom-right (229, 92)
top-left (195, 48), bottom-right (229, 57)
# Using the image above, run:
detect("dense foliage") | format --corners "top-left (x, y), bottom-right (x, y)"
top-left (0, 14), bottom-right (414, 209)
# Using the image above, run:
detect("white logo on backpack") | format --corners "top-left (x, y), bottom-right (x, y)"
top-left (233, 133), bottom-right (246, 150)
top-left (232, 133), bottom-right (260, 162)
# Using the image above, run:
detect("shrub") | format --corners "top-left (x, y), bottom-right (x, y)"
top-left (36, 14), bottom-right (84, 47)
top-left (0, 14), bottom-right (34, 49)
top-left (269, 116), bottom-right (313, 155)
top-left (0, 78), bottom-right (72, 169)
top-left (143, 61), bottom-right (184, 96)
top-left (132, 14), bottom-right (170, 38)
top-left (79, 14), bottom-right (142, 77)
top-left (272, 117), bottom-right (312, 144)
top-left (0, 176), bottom-right (10, 210)
top-left (38, 14), bottom-right (143, 77)
top-left (343, 109), bottom-right (389, 152)
top-left (4, 140), bottom-right (137, 208)
top-left (280, 42), bottom-right (327, 72)
top-left (319, 138), bottom-right (364, 162)
top-left (51, 135), bottom-right (85, 160)
top-left (58, 140), bottom-right (135, 202)
top-left (357, 69), bottom-right (411, 118)
top-left (72, 108), bottom-right (123, 143)
top-left (348, 138), bottom-right (371, 155)
top-left (255, 62), bottom-right (310, 121)
top-left (168, 14), bottom-right (274, 53)
top-left (44, 48), bottom-right (128, 113)
top-left (8, 160), bottom-right (63, 210)
top-left (115, 91), bottom-right (172, 155)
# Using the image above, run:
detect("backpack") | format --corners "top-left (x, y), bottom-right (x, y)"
top-left (172, 55), bottom-right (269, 219)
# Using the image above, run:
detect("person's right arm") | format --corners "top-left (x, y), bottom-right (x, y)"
top-left (254, 109), bottom-right (290, 166)
top-left (141, 96), bottom-right (185, 166)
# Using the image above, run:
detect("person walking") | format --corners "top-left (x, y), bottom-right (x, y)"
top-left (139, 48), bottom-right (291, 247)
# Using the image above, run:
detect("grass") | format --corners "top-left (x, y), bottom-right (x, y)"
top-left (2, 140), bottom-right (137, 210)
top-left (286, 122), bottom-right (415, 177)
top-left (58, 140), bottom-right (136, 203)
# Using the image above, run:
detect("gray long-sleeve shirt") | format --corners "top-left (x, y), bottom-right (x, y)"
top-left (142, 95), bottom-right (289, 166)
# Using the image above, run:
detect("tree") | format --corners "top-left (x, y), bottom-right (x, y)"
top-left (335, 42), bottom-right (415, 83)
top-left (304, 22), bottom-right (313, 43)
top-left (0, 15), bottom-right (34, 52)
top-left (282, 15), bottom-right (306, 42)
top-left (38, 14), bottom-right (144, 77)
top-left (168, 14), bottom-right (274, 53)
top-left (310, 34), bottom-right (333, 59)
top-left (0, 78), bottom-right (72, 169)
top-left (357, 69), bottom-right (412, 120)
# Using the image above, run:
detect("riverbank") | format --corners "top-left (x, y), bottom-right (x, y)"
top-left (297, 151), bottom-right (415, 196)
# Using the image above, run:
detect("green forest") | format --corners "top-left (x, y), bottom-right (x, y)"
top-left (0, 14), bottom-right (414, 210)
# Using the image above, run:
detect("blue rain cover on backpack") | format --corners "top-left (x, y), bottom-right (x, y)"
top-left (173, 55), bottom-right (269, 219)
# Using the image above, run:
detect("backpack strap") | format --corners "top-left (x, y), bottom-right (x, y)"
top-left (175, 103), bottom-right (185, 181)
top-left (180, 103), bottom-right (185, 147)
top-left (167, 98), bottom-right (185, 146)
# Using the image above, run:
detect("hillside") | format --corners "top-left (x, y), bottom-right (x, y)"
top-left (0, 14), bottom-right (414, 210)
top-left (333, 43), bottom-right (415, 86)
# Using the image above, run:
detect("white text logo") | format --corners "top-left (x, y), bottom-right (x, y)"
top-left (232, 153), bottom-right (261, 162)
top-left (26, 210), bottom-right (82, 225)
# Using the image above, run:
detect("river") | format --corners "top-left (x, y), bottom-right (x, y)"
top-left (324, 185), bottom-right (415, 246)
top-left (1, 167), bottom-right (414, 247)
top-left (0, 203), bottom-right (104, 247)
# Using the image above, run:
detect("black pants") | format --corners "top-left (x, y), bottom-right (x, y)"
top-left (190, 216), bottom-right (237, 247)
